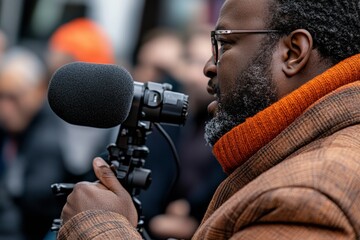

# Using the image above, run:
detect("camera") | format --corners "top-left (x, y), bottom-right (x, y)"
top-left (112, 81), bottom-right (188, 192)
top-left (123, 81), bottom-right (189, 128)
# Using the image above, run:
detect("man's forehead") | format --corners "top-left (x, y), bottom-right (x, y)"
top-left (216, 0), bottom-right (269, 30)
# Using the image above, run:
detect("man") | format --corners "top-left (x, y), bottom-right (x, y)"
top-left (58, 0), bottom-right (360, 239)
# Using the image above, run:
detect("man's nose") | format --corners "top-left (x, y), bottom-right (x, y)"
top-left (203, 57), bottom-right (217, 95)
top-left (203, 56), bottom-right (217, 79)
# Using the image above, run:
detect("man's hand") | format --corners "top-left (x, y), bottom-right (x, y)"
top-left (60, 157), bottom-right (138, 226)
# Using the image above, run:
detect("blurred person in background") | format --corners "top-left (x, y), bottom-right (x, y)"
top-left (132, 28), bottom-right (186, 238)
top-left (133, 26), bottom-right (226, 239)
top-left (0, 30), bottom-right (8, 58)
top-left (47, 17), bottom-right (115, 75)
top-left (132, 28), bottom-right (184, 91)
top-left (45, 17), bottom-right (119, 182)
top-left (0, 46), bottom-right (76, 240)
top-left (0, 17), bottom-right (121, 240)
top-left (147, 25), bottom-right (226, 240)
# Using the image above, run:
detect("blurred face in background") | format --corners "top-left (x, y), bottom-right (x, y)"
top-left (181, 30), bottom-right (214, 108)
top-left (0, 60), bottom-right (45, 134)
top-left (0, 30), bottom-right (7, 58)
top-left (133, 31), bottom-right (184, 83)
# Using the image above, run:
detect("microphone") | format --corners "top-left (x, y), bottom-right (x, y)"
top-left (47, 62), bottom-right (134, 128)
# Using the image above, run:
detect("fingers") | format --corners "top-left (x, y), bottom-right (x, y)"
top-left (60, 201), bottom-right (72, 223)
top-left (60, 181), bottom-right (93, 223)
top-left (92, 157), bottom-right (122, 195)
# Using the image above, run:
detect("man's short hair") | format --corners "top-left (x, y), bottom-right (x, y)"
top-left (268, 0), bottom-right (360, 64)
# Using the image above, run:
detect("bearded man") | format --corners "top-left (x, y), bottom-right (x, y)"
top-left (57, 0), bottom-right (360, 239)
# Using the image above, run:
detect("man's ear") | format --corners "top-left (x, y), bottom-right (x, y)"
top-left (281, 29), bottom-right (313, 77)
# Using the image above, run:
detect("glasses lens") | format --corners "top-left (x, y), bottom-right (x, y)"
top-left (211, 36), bottom-right (218, 64)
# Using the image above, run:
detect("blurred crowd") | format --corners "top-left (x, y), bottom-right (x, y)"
top-left (0, 18), bottom-right (118, 240)
top-left (0, 11), bottom-right (225, 240)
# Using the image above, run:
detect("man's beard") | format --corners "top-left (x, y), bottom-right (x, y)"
top-left (204, 39), bottom-right (278, 147)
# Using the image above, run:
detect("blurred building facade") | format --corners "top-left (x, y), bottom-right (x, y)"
top-left (0, 0), bottom-right (221, 65)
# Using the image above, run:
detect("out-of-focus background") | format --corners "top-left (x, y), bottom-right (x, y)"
top-left (0, 1), bottom-right (225, 240)
top-left (0, 0), bottom-right (222, 66)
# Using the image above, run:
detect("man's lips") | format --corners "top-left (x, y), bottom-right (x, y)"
top-left (207, 80), bottom-right (219, 116)
top-left (207, 99), bottom-right (218, 116)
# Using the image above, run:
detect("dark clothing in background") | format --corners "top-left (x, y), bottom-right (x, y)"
top-left (170, 108), bottom-right (226, 221)
top-left (0, 101), bottom-right (101, 240)
top-left (139, 104), bottom-right (226, 238)
top-left (0, 102), bottom-right (69, 240)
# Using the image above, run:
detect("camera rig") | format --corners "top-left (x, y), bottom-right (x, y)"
top-left (51, 81), bottom-right (189, 239)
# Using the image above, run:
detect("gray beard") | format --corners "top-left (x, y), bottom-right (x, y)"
top-left (204, 41), bottom-right (278, 147)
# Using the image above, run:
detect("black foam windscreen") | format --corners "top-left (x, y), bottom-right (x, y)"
top-left (47, 62), bottom-right (134, 128)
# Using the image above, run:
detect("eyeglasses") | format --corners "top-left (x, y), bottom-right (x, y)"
top-left (211, 30), bottom-right (281, 65)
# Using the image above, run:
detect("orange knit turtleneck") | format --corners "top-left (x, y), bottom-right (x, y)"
top-left (213, 53), bottom-right (360, 174)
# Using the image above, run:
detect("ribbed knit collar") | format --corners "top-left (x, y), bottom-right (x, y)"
top-left (213, 54), bottom-right (360, 174)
